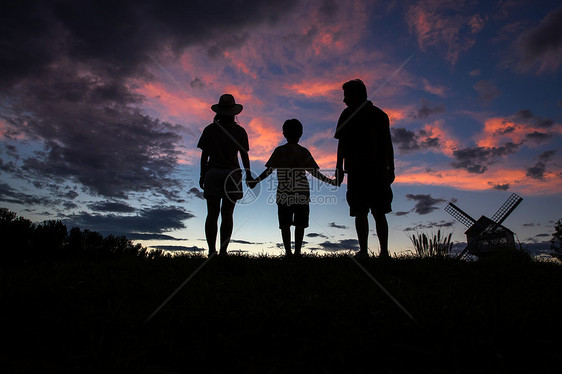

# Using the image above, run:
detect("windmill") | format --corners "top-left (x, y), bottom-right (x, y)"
top-left (445, 193), bottom-right (523, 259)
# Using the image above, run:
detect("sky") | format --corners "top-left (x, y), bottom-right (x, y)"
top-left (1, 0), bottom-right (561, 257)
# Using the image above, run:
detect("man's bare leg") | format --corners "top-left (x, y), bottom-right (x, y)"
top-left (373, 212), bottom-right (389, 258)
top-left (281, 226), bottom-right (292, 256)
top-left (355, 213), bottom-right (369, 256)
top-left (294, 226), bottom-right (305, 256)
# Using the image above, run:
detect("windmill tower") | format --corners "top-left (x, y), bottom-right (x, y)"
top-left (445, 193), bottom-right (523, 259)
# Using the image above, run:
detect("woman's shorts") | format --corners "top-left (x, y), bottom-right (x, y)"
top-left (203, 168), bottom-right (243, 202)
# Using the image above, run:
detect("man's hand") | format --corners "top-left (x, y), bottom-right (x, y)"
top-left (335, 168), bottom-right (345, 186)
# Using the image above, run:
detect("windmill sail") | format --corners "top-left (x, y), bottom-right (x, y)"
top-left (445, 203), bottom-right (476, 228)
top-left (491, 193), bottom-right (523, 225)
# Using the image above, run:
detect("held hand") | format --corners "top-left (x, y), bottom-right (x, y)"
top-left (246, 176), bottom-right (257, 189)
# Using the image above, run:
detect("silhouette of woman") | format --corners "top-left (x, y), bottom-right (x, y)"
top-left (197, 94), bottom-right (253, 256)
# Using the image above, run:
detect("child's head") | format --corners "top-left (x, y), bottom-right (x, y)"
top-left (282, 119), bottom-right (303, 141)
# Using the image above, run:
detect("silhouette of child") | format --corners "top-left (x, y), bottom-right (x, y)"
top-left (249, 119), bottom-right (336, 257)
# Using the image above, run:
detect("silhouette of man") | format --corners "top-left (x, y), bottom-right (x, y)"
top-left (334, 79), bottom-right (395, 258)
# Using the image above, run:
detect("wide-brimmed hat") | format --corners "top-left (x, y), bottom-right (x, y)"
top-left (211, 94), bottom-right (243, 115)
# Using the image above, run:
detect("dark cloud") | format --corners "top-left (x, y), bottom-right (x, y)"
top-left (451, 142), bottom-right (520, 173)
top-left (88, 201), bottom-right (136, 213)
top-left (410, 99), bottom-right (445, 119)
top-left (317, 238), bottom-right (359, 252)
top-left (64, 206), bottom-right (195, 236)
top-left (511, 109), bottom-right (555, 129)
top-left (526, 150), bottom-right (556, 180)
top-left (187, 187), bottom-right (205, 200)
top-left (0, 0), bottom-right (299, 90)
top-left (6, 86), bottom-right (184, 199)
top-left (127, 233), bottom-right (185, 241)
top-left (339, 239), bottom-right (360, 248)
top-left (391, 127), bottom-right (441, 154)
top-left (473, 80), bottom-right (501, 103)
top-left (328, 222), bottom-right (348, 229)
top-left (405, 194), bottom-right (446, 215)
top-left (190, 78), bottom-right (209, 89)
top-left (514, 6), bottom-right (562, 73)
top-left (394, 211), bottom-right (411, 216)
top-left (0, 182), bottom-right (49, 206)
top-left (152, 245), bottom-right (205, 252)
top-left (0, 0), bottom-right (299, 200)
top-left (306, 232), bottom-right (328, 239)
top-left (525, 131), bottom-right (552, 143)
top-left (488, 182), bottom-right (510, 191)
top-left (0, 159), bottom-right (18, 173)
top-left (230, 239), bottom-right (264, 245)
top-left (403, 221), bottom-right (454, 231)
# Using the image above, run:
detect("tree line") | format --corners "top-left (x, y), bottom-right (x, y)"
top-left (0, 208), bottom-right (165, 262)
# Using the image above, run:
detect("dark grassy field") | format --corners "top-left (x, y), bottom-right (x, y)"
top-left (2, 252), bottom-right (561, 373)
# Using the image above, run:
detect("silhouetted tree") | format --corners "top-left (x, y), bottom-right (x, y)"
top-left (551, 219), bottom-right (562, 261)
top-left (32, 220), bottom-right (68, 258)
top-left (0, 208), bottom-right (150, 262)
top-left (1, 208), bottom-right (35, 260)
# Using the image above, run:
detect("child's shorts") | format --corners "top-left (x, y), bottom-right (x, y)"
top-left (277, 203), bottom-right (309, 229)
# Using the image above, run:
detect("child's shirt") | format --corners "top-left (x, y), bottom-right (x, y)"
top-left (265, 143), bottom-right (320, 205)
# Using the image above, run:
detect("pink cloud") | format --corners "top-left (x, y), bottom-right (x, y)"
top-left (397, 165), bottom-right (561, 195)
top-left (0, 118), bottom-right (7, 139)
top-left (286, 80), bottom-right (340, 97)
top-left (422, 78), bottom-right (448, 97)
top-left (476, 116), bottom-right (561, 149)
top-left (245, 117), bottom-right (284, 163)
top-left (422, 120), bottom-right (459, 157)
top-left (406, 0), bottom-right (484, 64)
top-left (137, 81), bottom-right (209, 125)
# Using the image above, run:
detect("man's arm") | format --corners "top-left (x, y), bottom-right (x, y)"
top-left (335, 141), bottom-right (345, 186)
top-left (384, 114), bottom-right (395, 184)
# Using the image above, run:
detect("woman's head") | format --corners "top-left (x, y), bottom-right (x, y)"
top-left (211, 94), bottom-right (243, 116)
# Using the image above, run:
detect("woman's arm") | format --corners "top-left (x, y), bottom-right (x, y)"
top-left (200, 150), bottom-right (209, 189)
top-left (240, 150), bottom-right (252, 180)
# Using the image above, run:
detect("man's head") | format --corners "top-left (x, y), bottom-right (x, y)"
top-left (342, 79), bottom-right (367, 107)
top-left (283, 119), bottom-right (303, 142)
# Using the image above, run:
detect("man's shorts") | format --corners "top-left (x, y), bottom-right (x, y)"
top-left (346, 172), bottom-right (392, 216)
top-left (277, 203), bottom-right (310, 229)
top-left (203, 167), bottom-right (243, 202)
